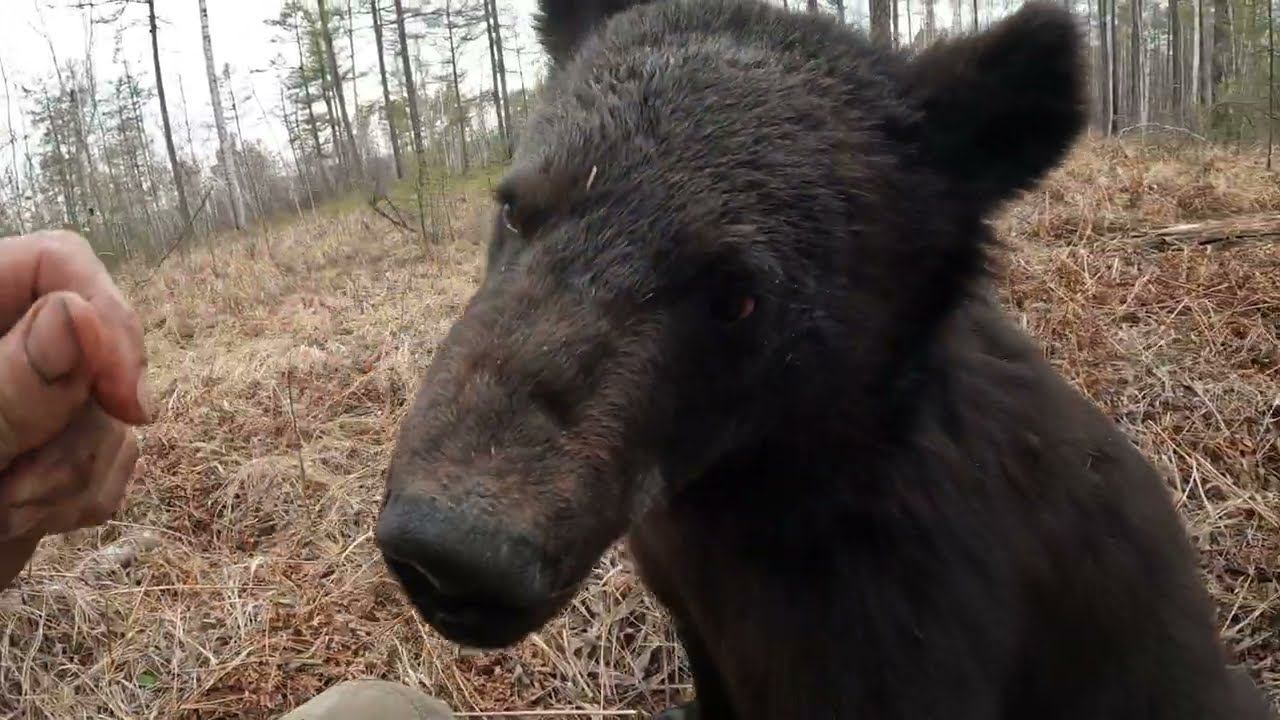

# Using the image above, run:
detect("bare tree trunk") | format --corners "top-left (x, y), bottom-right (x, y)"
top-left (317, 56), bottom-right (346, 170)
top-left (345, 0), bottom-right (360, 124)
top-left (291, 15), bottom-right (330, 191)
top-left (1099, 0), bottom-right (1113, 132)
top-left (429, 54), bottom-right (447, 165)
top-left (444, 0), bottom-right (469, 173)
top-left (150, 0), bottom-right (191, 228)
top-left (65, 70), bottom-right (107, 236)
top-left (225, 65), bottom-right (264, 219)
top-left (808, 0), bottom-right (819, 12)
top-left (225, 66), bottom-right (246, 159)
top-left (834, 0), bottom-right (847, 24)
top-left (514, 40), bottom-right (530, 124)
top-left (924, 0), bottom-right (934, 42)
top-left (38, 25), bottom-right (102, 236)
top-left (1202, 0), bottom-right (1215, 105)
top-left (0, 57), bottom-right (25, 233)
top-left (177, 74), bottom-right (199, 174)
top-left (393, 0), bottom-right (433, 240)
top-left (1141, 19), bottom-right (1150, 127)
top-left (871, 0), bottom-right (891, 43)
top-left (972, 0), bottom-right (978, 31)
top-left (82, 44), bottom-right (128, 250)
top-left (1170, 0), bottom-right (1182, 122)
top-left (1211, 0), bottom-right (1229, 92)
top-left (1110, 0), bottom-right (1120, 134)
top-left (281, 85), bottom-right (316, 212)
top-left (18, 114), bottom-right (34, 227)
top-left (42, 93), bottom-right (78, 227)
top-left (892, 0), bottom-right (899, 43)
top-left (125, 61), bottom-right (161, 202)
top-left (1087, 0), bottom-right (1098, 119)
top-left (318, 0), bottom-right (362, 178)
top-left (393, 0), bottom-right (425, 159)
top-left (489, 0), bottom-right (513, 150)
top-left (1269, 0), bottom-right (1275, 169)
top-left (1227, 0), bottom-right (1238, 87)
top-left (482, 0), bottom-right (508, 153)
top-left (199, 0), bottom-right (247, 230)
top-left (371, 0), bottom-right (405, 179)
top-left (1131, 0), bottom-right (1143, 127)
top-left (1192, 0), bottom-right (1202, 105)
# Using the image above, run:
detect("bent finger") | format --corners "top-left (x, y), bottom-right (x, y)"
top-left (77, 429), bottom-right (138, 529)
top-left (0, 406), bottom-right (132, 540)
top-left (0, 293), bottom-right (102, 470)
top-left (0, 403), bottom-right (112, 508)
top-left (0, 231), bottom-right (151, 426)
top-left (24, 421), bottom-right (135, 536)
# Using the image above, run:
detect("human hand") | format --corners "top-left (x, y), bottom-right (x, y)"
top-left (0, 402), bottom-right (139, 540)
top-left (0, 231), bottom-right (152, 583)
top-left (0, 230), bottom-right (152, 435)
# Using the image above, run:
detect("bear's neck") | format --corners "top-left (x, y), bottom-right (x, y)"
top-left (771, 295), bottom-right (962, 469)
top-left (683, 293), bottom-right (1010, 528)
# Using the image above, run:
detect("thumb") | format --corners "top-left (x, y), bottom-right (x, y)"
top-left (0, 291), bottom-right (103, 470)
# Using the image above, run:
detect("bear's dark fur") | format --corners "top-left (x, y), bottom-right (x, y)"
top-left (375, 1), bottom-right (1275, 717)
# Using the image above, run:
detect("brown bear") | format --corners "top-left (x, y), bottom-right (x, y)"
top-left (375, 1), bottom-right (1275, 717)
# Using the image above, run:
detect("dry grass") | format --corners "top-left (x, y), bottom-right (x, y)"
top-left (1, 137), bottom-right (1278, 718)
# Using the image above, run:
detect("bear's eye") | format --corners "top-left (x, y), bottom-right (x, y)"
top-left (501, 203), bottom-right (519, 235)
top-left (711, 294), bottom-right (757, 325)
top-left (691, 257), bottom-right (758, 327)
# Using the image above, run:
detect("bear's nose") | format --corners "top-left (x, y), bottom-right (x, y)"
top-left (375, 492), bottom-right (550, 611)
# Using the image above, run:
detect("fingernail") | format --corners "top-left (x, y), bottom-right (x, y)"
top-left (136, 375), bottom-right (156, 423)
top-left (25, 297), bottom-right (80, 384)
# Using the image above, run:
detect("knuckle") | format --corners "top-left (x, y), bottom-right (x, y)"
top-left (38, 229), bottom-right (93, 254)
top-left (0, 508), bottom-right (39, 541)
top-left (0, 399), bottom-right (19, 469)
top-left (82, 500), bottom-right (116, 526)
top-left (32, 234), bottom-right (86, 271)
top-left (43, 506), bottom-right (80, 534)
top-left (125, 309), bottom-right (146, 347)
top-left (106, 418), bottom-right (131, 448)
top-left (42, 239), bottom-right (91, 282)
top-left (58, 449), bottom-right (97, 495)
top-left (121, 434), bottom-right (140, 463)
top-left (31, 231), bottom-right (112, 298)
top-left (89, 483), bottom-right (127, 524)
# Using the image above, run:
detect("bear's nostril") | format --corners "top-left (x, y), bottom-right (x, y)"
top-left (375, 492), bottom-right (550, 611)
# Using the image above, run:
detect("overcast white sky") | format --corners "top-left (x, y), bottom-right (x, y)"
top-left (0, 0), bottom-right (989, 172)
top-left (0, 0), bottom-right (543, 167)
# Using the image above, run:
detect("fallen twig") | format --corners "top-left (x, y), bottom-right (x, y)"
top-left (368, 195), bottom-right (417, 235)
top-left (1126, 212), bottom-right (1280, 250)
top-left (131, 188), bottom-right (215, 289)
top-left (1118, 123), bottom-right (1211, 143)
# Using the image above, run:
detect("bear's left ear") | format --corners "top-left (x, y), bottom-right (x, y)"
top-left (534, 0), bottom-right (655, 68)
top-left (901, 1), bottom-right (1088, 215)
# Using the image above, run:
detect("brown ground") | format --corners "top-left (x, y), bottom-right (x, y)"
top-left (1, 138), bottom-right (1277, 718)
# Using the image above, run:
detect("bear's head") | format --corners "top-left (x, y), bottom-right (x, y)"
top-left (377, 0), bottom-right (1087, 649)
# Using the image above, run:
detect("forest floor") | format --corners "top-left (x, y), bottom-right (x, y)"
top-left (1, 137), bottom-right (1279, 718)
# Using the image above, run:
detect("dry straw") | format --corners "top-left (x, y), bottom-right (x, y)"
top-left (1, 138), bottom-right (1277, 718)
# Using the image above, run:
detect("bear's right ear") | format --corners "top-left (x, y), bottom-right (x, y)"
top-left (535, 0), bottom-right (653, 67)
top-left (901, 1), bottom-right (1088, 215)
